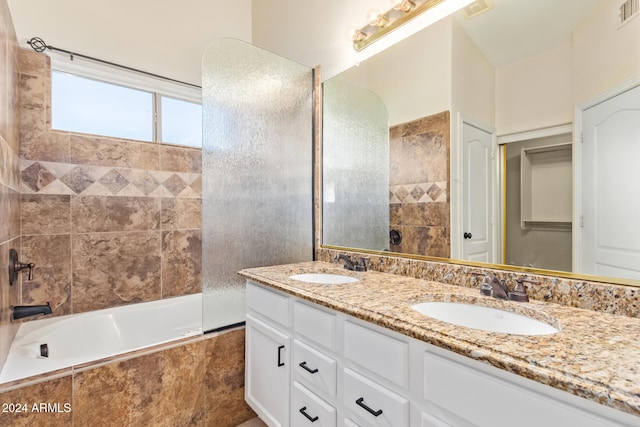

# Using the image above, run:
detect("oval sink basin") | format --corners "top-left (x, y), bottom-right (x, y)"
top-left (411, 302), bottom-right (559, 336)
top-left (289, 273), bottom-right (359, 285)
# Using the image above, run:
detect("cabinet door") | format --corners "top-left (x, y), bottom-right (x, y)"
top-left (246, 314), bottom-right (290, 427)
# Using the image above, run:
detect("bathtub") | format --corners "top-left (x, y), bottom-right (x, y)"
top-left (0, 293), bottom-right (202, 384)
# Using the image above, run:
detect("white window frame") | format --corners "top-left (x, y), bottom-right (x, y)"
top-left (50, 54), bottom-right (202, 145)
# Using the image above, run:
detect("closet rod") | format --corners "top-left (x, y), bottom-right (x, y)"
top-left (27, 37), bottom-right (201, 89)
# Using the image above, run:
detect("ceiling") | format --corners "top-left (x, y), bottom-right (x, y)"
top-left (454, 0), bottom-right (603, 66)
top-left (7, 0), bottom-right (605, 85)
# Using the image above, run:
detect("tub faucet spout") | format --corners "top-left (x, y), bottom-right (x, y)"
top-left (12, 303), bottom-right (52, 320)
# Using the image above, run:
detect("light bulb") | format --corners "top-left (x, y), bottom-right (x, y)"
top-left (367, 9), bottom-right (389, 27)
top-left (390, 0), bottom-right (416, 12)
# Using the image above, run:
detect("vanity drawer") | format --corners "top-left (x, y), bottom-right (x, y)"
top-left (294, 301), bottom-right (336, 350)
top-left (291, 381), bottom-right (337, 427)
top-left (293, 339), bottom-right (337, 397)
top-left (246, 281), bottom-right (290, 328)
top-left (344, 368), bottom-right (409, 427)
top-left (344, 321), bottom-right (409, 387)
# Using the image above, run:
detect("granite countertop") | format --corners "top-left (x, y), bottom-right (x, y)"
top-left (239, 261), bottom-right (640, 418)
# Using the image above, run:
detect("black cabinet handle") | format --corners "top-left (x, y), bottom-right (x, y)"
top-left (277, 345), bottom-right (285, 367)
top-left (356, 397), bottom-right (383, 417)
top-left (464, 232), bottom-right (473, 239)
top-left (299, 406), bottom-right (319, 422)
top-left (299, 361), bottom-right (319, 374)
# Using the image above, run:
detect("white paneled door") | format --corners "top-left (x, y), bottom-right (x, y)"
top-left (462, 121), bottom-right (496, 264)
top-left (579, 84), bottom-right (640, 279)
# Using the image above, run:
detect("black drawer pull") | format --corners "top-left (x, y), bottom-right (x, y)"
top-left (277, 345), bottom-right (285, 367)
top-left (299, 361), bottom-right (319, 374)
top-left (299, 406), bottom-right (318, 422)
top-left (356, 397), bottom-right (383, 417)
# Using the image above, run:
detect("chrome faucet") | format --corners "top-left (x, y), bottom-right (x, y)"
top-left (334, 254), bottom-right (368, 271)
top-left (12, 303), bottom-right (52, 320)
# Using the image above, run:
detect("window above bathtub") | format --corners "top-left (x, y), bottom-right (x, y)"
top-left (50, 56), bottom-right (202, 148)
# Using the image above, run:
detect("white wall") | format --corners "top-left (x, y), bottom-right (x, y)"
top-left (495, 44), bottom-right (574, 135)
top-left (573, 0), bottom-right (640, 105)
top-left (366, 18), bottom-right (453, 126)
top-left (451, 18), bottom-right (495, 127)
top-left (251, 0), bottom-right (471, 81)
top-left (8, 0), bottom-right (253, 86)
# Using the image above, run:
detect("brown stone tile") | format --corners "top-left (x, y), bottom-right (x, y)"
top-left (205, 329), bottom-right (255, 427)
top-left (71, 196), bottom-right (160, 233)
top-left (20, 162), bottom-right (56, 192)
top-left (0, 242), bottom-right (20, 370)
top-left (21, 235), bottom-right (72, 317)
top-left (402, 202), bottom-right (450, 227)
top-left (0, 184), bottom-right (9, 244)
top-left (161, 198), bottom-right (202, 230)
top-left (20, 128), bottom-right (69, 164)
top-left (189, 175), bottom-right (202, 195)
top-left (69, 134), bottom-right (160, 169)
top-left (160, 145), bottom-right (202, 173)
top-left (0, 375), bottom-right (73, 427)
top-left (72, 231), bottom-right (162, 312)
top-left (390, 110), bottom-right (450, 188)
top-left (130, 341), bottom-right (206, 426)
top-left (58, 165), bottom-right (95, 194)
top-left (17, 49), bottom-right (49, 78)
top-left (389, 204), bottom-right (402, 227)
top-left (402, 226), bottom-right (450, 258)
top-left (19, 71), bottom-right (46, 110)
top-left (21, 194), bottom-right (71, 235)
top-left (73, 358), bottom-right (132, 426)
top-left (162, 230), bottom-right (202, 298)
top-left (74, 341), bottom-right (206, 427)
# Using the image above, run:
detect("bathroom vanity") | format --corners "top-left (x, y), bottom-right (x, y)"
top-left (240, 261), bottom-right (640, 427)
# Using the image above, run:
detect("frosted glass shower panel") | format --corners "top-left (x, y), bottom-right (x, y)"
top-left (323, 77), bottom-right (389, 250)
top-left (202, 39), bottom-right (313, 332)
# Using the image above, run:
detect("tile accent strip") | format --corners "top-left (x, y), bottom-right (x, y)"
top-left (20, 160), bottom-right (201, 198)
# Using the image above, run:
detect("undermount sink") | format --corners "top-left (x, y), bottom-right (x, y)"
top-left (289, 273), bottom-right (360, 285)
top-left (411, 302), bottom-right (559, 336)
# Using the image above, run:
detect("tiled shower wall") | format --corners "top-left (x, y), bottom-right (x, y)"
top-left (18, 49), bottom-right (202, 316)
top-left (389, 111), bottom-right (450, 257)
top-left (0, 0), bottom-right (21, 370)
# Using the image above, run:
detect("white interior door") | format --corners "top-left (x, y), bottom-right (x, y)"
top-left (579, 84), bottom-right (640, 279)
top-left (462, 121), bottom-right (495, 263)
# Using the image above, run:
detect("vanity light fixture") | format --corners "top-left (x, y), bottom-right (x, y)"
top-left (353, 0), bottom-right (475, 51)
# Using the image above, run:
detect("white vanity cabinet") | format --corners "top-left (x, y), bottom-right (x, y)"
top-left (245, 281), bottom-right (638, 427)
top-left (245, 282), bottom-right (291, 427)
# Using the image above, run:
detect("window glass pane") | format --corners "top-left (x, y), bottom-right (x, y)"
top-left (161, 96), bottom-right (202, 147)
top-left (51, 71), bottom-right (153, 141)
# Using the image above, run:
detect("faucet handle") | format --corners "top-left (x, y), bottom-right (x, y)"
top-left (355, 257), bottom-right (369, 271)
top-left (8, 249), bottom-right (35, 285)
top-left (508, 276), bottom-right (531, 302)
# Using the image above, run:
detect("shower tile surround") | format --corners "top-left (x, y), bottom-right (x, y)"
top-left (0, 0), bottom-right (21, 374)
top-left (389, 111), bottom-right (450, 257)
top-left (16, 49), bottom-right (202, 316)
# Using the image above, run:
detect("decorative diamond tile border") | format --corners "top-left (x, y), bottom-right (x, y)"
top-left (390, 182), bottom-right (447, 204)
top-left (20, 160), bottom-right (202, 198)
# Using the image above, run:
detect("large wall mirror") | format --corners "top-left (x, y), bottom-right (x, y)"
top-left (322, 0), bottom-right (640, 286)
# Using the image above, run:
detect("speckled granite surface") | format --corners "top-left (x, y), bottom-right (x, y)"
top-left (239, 261), bottom-right (640, 418)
